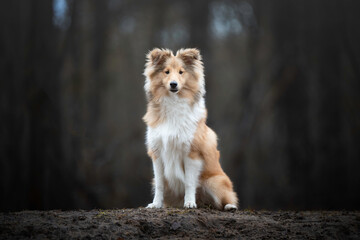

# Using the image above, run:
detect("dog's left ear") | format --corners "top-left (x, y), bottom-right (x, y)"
top-left (176, 48), bottom-right (202, 66)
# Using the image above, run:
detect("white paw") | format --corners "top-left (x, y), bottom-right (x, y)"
top-left (146, 202), bottom-right (163, 208)
top-left (224, 204), bottom-right (237, 211)
top-left (184, 201), bottom-right (197, 209)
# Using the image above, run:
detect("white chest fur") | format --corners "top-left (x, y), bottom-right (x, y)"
top-left (146, 95), bottom-right (205, 195)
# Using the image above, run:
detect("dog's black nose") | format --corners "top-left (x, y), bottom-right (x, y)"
top-left (170, 81), bottom-right (178, 89)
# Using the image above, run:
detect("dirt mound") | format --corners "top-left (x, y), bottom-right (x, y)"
top-left (1, 208), bottom-right (359, 239)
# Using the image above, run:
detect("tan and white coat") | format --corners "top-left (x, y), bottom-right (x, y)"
top-left (143, 48), bottom-right (238, 210)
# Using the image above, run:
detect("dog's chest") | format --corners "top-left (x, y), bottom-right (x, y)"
top-left (148, 96), bottom-right (202, 153)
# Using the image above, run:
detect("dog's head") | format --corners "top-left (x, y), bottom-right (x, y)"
top-left (144, 48), bottom-right (204, 103)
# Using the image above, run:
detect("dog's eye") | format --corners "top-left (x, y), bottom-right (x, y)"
top-left (179, 70), bottom-right (183, 75)
top-left (165, 70), bottom-right (170, 74)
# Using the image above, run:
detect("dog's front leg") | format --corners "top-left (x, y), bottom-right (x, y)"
top-left (184, 158), bottom-right (203, 209)
top-left (147, 158), bottom-right (164, 208)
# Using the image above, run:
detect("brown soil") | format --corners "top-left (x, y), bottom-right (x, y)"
top-left (1, 208), bottom-right (359, 239)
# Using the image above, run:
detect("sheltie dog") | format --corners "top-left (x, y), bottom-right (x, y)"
top-left (143, 48), bottom-right (238, 210)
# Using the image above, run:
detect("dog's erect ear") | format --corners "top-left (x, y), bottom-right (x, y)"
top-left (176, 48), bottom-right (202, 66)
top-left (146, 48), bottom-right (172, 67)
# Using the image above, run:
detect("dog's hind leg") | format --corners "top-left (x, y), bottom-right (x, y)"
top-left (203, 175), bottom-right (238, 210)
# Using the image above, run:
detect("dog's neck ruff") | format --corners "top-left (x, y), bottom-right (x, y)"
top-left (159, 94), bottom-right (205, 125)
top-left (146, 94), bottom-right (206, 152)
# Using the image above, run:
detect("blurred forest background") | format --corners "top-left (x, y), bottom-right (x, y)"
top-left (1, 0), bottom-right (360, 211)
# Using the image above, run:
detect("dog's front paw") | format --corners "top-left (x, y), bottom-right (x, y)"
top-left (184, 201), bottom-right (197, 209)
top-left (146, 202), bottom-right (163, 209)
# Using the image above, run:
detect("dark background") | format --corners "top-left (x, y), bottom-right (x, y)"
top-left (1, 0), bottom-right (360, 211)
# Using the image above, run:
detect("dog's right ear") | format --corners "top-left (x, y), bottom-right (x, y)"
top-left (146, 48), bottom-right (172, 67)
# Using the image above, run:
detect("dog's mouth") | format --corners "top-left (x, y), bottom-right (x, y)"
top-left (170, 89), bottom-right (178, 93)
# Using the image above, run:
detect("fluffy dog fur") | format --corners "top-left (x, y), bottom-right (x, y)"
top-left (143, 48), bottom-right (238, 210)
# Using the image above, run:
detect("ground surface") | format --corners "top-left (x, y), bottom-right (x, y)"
top-left (1, 208), bottom-right (359, 239)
